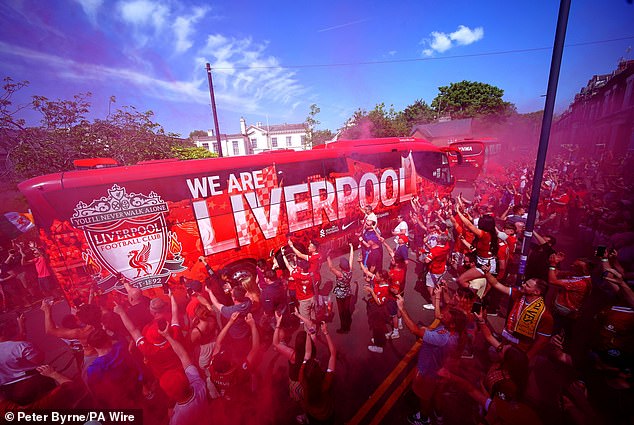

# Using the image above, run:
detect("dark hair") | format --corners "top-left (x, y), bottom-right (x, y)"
top-left (293, 330), bottom-right (315, 364)
top-left (339, 257), bottom-right (350, 271)
top-left (297, 259), bottom-right (310, 272)
top-left (301, 359), bottom-right (325, 405)
top-left (477, 215), bottom-right (499, 256)
top-left (501, 345), bottom-right (529, 398)
top-left (87, 328), bottom-right (111, 350)
top-left (448, 308), bottom-right (467, 333)
top-left (256, 259), bottom-right (267, 269)
top-left (456, 287), bottom-right (476, 301)
top-left (231, 285), bottom-right (247, 302)
top-left (76, 304), bottom-right (102, 328)
top-left (377, 270), bottom-right (390, 282)
top-left (264, 269), bottom-right (278, 281)
top-left (309, 240), bottom-right (320, 249)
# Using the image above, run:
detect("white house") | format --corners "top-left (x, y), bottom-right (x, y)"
top-left (192, 118), bottom-right (308, 157)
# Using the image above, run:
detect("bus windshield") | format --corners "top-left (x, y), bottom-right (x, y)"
top-left (411, 151), bottom-right (452, 185)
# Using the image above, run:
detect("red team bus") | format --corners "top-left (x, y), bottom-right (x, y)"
top-left (447, 138), bottom-right (501, 181)
top-left (18, 137), bottom-right (454, 302)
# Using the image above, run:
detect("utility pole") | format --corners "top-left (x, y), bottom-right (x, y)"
top-left (206, 63), bottom-right (223, 157)
top-left (517, 0), bottom-right (571, 283)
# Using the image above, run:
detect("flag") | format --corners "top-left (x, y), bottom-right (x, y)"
top-left (0, 212), bottom-right (35, 239)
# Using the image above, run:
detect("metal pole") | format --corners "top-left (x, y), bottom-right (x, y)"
top-left (517, 0), bottom-right (571, 282)
top-left (206, 63), bottom-right (223, 157)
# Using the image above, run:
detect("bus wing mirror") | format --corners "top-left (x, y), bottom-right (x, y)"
top-left (440, 147), bottom-right (462, 165)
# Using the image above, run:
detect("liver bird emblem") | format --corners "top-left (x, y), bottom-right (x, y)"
top-left (128, 243), bottom-right (153, 277)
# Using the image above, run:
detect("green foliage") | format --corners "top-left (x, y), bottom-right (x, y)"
top-left (431, 80), bottom-right (516, 119)
top-left (311, 129), bottom-right (334, 146)
top-left (171, 145), bottom-right (217, 160)
top-left (340, 103), bottom-right (408, 139)
top-left (304, 103), bottom-right (321, 148)
top-left (397, 99), bottom-right (435, 128)
top-left (189, 129), bottom-right (208, 139)
top-left (1, 82), bottom-right (187, 181)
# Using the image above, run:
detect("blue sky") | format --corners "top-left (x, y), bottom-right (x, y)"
top-left (1, 0), bottom-right (633, 137)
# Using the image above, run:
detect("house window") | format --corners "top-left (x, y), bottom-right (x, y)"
top-left (251, 138), bottom-right (257, 149)
top-left (271, 137), bottom-right (278, 148)
top-left (232, 140), bottom-right (239, 155)
top-left (301, 135), bottom-right (306, 146)
top-left (286, 136), bottom-right (292, 146)
top-left (202, 142), bottom-right (209, 150)
top-left (212, 142), bottom-right (218, 153)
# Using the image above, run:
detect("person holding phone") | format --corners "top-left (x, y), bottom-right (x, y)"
top-left (114, 290), bottom-right (183, 379)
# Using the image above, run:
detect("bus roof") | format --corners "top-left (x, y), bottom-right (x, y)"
top-left (19, 137), bottom-right (441, 193)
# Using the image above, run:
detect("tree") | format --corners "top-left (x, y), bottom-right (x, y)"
top-left (304, 104), bottom-right (321, 148)
top-left (339, 103), bottom-right (408, 140)
top-left (311, 129), bottom-right (334, 146)
top-left (397, 99), bottom-right (435, 129)
top-left (188, 130), bottom-right (208, 139)
top-left (1, 82), bottom-right (188, 180)
top-left (171, 145), bottom-right (217, 160)
top-left (431, 80), bottom-right (516, 119)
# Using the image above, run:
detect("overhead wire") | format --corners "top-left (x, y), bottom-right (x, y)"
top-left (209, 36), bottom-right (634, 71)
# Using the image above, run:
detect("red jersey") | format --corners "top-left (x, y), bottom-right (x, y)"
top-left (389, 267), bottom-right (406, 294)
top-left (497, 241), bottom-right (509, 279)
top-left (372, 280), bottom-right (390, 305)
top-left (137, 322), bottom-right (182, 378)
top-left (475, 232), bottom-right (493, 258)
top-left (428, 244), bottom-right (450, 274)
top-left (307, 252), bottom-right (322, 283)
top-left (553, 276), bottom-right (591, 318)
top-left (290, 270), bottom-right (314, 301)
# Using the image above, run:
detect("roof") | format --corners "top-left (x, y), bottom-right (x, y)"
top-left (410, 118), bottom-right (473, 139)
top-left (248, 123), bottom-right (306, 134)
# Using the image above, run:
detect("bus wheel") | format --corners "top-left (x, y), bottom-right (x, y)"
top-left (226, 261), bottom-right (256, 285)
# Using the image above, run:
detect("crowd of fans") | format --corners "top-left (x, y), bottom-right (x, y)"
top-left (1, 153), bottom-right (633, 425)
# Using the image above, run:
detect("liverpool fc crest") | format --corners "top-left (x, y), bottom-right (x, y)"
top-left (72, 184), bottom-right (186, 292)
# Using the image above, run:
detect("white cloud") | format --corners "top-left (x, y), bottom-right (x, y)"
top-left (0, 40), bottom-right (209, 105)
top-left (420, 25), bottom-right (484, 56)
top-left (173, 7), bottom-right (208, 53)
top-left (118, 0), bottom-right (168, 29)
top-left (199, 34), bottom-right (307, 111)
top-left (450, 25), bottom-right (484, 45)
top-left (74, 0), bottom-right (104, 25)
top-left (429, 31), bottom-right (452, 53)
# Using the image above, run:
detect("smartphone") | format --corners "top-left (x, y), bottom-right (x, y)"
top-left (471, 302), bottom-right (482, 315)
top-left (595, 246), bottom-right (607, 257)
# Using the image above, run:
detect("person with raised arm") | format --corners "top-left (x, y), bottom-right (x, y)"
top-left (359, 256), bottom-right (390, 353)
top-left (113, 289), bottom-right (182, 379)
top-left (209, 312), bottom-right (261, 402)
top-left (300, 321), bottom-right (337, 425)
top-left (327, 243), bottom-right (354, 334)
top-left (481, 264), bottom-right (553, 361)
top-left (156, 316), bottom-right (208, 425)
top-left (396, 294), bottom-right (466, 425)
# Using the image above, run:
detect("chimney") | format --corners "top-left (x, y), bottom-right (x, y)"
top-left (256, 121), bottom-right (262, 128)
top-left (207, 129), bottom-right (214, 137)
top-left (240, 117), bottom-right (247, 135)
